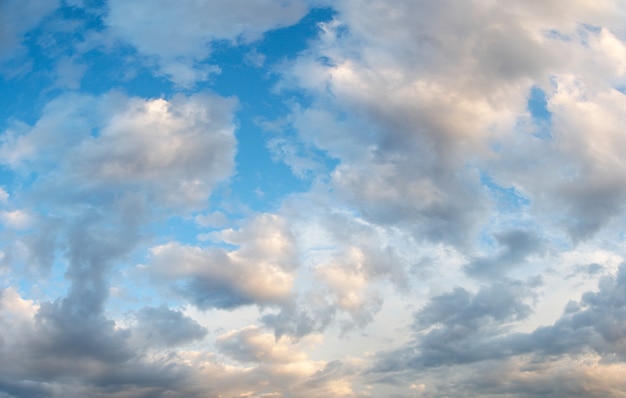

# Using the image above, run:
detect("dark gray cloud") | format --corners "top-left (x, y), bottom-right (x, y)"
top-left (406, 279), bottom-right (535, 368)
top-left (371, 284), bottom-right (532, 374)
top-left (369, 264), bottom-right (626, 396)
top-left (520, 264), bottom-right (626, 358)
top-left (0, 311), bottom-right (195, 398)
top-left (0, 377), bottom-right (52, 398)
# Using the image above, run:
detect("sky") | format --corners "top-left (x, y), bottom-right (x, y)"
top-left (1, 0), bottom-right (626, 397)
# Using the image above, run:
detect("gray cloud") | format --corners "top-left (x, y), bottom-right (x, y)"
top-left (0, 90), bottom-right (238, 397)
top-left (261, 297), bottom-right (336, 338)
top-left (0, 0), bottom-right (59, 62)
top-left (408, 279), bottom-right (535, 367)
top-left (281, 0), bottom-right (626, 251)
top-left (519, 264), bottom-right (626, 359)
top-left (465, 229), bottom-right (544, 278)
top-left (0, 290), bottom-right (196, 398)
top-left (132, 306), bottom-right (207, 348)
top-left (369, 264), bottom-right (626, 396)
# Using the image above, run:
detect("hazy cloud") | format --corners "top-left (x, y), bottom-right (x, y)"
top-left (106, 0), bottom-right (308, 85)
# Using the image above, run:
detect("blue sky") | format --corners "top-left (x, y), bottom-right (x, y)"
top-left (2, 1), bottom-right (626, 397)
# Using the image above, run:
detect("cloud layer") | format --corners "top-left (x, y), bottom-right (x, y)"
top-left (1, 0), bottom-right (626, 397)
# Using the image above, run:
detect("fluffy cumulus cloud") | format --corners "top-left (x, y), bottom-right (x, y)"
top-left (147, 213), bottom-right (297, 309)
top-left (1, 92), bottom-right (236, 208)
top-left (281, 0), bottom-right (626, 247)
top-left (2, 0), bottom-right (626, 397)
top-left (0, 89), bottom-right (239, 395)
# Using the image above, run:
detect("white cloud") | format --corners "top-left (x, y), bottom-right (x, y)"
top-left (0, 210), bottom-right (33, 230)
top-left (194, 211), bottom-right (229, 228)
top-left (0, 187), bottom-right (9, 203)
top-left (1, 92), bottom-right (237, 210)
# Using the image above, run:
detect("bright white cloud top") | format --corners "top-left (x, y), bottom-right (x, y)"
top-left (1, 1), bottom-right (626, 397)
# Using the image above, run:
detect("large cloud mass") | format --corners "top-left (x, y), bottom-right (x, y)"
top-left (2, 0), bottom-right (626, 397)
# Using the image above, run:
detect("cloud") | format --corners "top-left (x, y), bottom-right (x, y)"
top-left (0, 0), bottom-right (60, 62)
top-left (0, 210), bottom-right (34, 230)
top-left (401, 279), bottom-right (536, 368)
top-left (0, 312), bottom-right (360, 398)
top-left (3, 1), bottom-right (626, 397)
top-left (279, 0), bottom-right (626, 249)
top-left (464, 229), bottom-right (544, 278)
top-left (131, 306), bottom-right (207, 348)
top-left (217, 325), bottom-right (311, 364)
top-left (194, 211), bottom-right (229, 228)
top-left (0, 288), bottom-right (186, 398)
top-left (368, 264), bottom-right (626, 396)
top-left (0, 89), bottom-right (239, 396)
top-left (522, 264), bottom-right (626, 358)
top-left (493, 74), bottom-right (626, 241)
top-left (260, 202), bottom-right (420, 337)
top-left (1, 91), bottom-right (236, 209)
top-left (106, 0), bottom-right (309, 85)
top-left (148, 213), bottom-right (297, 309)
top-left (213, 325), bottom-right (363, 397)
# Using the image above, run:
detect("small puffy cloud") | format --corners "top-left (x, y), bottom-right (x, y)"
top-left (51, 56), bottom-right (87, 90)
top-left (148, 213), bottom-right (297, 309)
top-left (0, 210), bottom-right (33, 230)
top-left (0, 188), bottom-right (8, 203)
top-left (0, 287), bottom-right (38, 327)
top-left (194, 211), bottom-right (229, 228)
